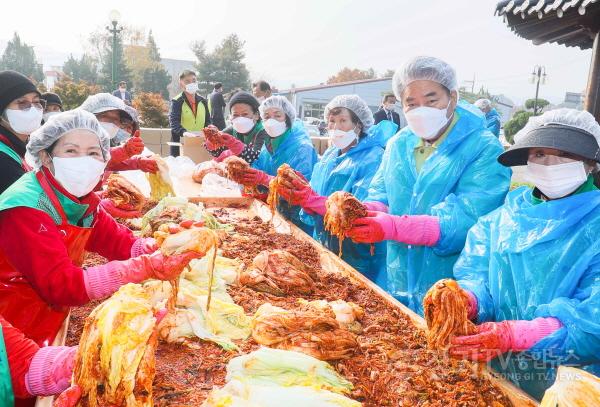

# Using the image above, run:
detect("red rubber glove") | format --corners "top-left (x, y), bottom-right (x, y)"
top-left (276, 170), bottom-right (315, 206)
top-left (203, 125), bottom-right (223, 150)
top-left (240, 168), bottom-right (273, 187)
top-left (215, 149), bottom-right (235, 163)
top-left (449, 318), bottom-right (563, 362)
top-left (347, 211), bottom-right (440, 246)
top-left (53, 385), bottom-right (82, 407)
top-left (99, 198), bottom-right (141, 219)
top-left (123, 130), bottom-right (145, 157)
top-left (220, 134), bottom-right (245, 155)
top-left (136, 157), bottom-right (159, 173)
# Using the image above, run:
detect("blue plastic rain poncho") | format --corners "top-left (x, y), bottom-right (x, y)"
top-left (367, 102), bottom-right (511, 314)
top-left (454, 186), bottom-right (600, 400)
top-left (485, 108), bottom-right (501, 138)
top-left (253, 120), bottom-right (318, 233)
top-left (302, 121), bottom-right (398, 287)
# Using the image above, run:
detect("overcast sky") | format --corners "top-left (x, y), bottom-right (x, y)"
top-left (0, 0), bottom-right (592, 105)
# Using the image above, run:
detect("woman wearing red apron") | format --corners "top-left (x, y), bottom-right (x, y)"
top-left (0, 109), bottom-right (199, 405)
top-left (0, 70), bottom-right (42, 195)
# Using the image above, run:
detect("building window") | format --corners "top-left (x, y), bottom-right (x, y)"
top-left (302, 102), bottom-right (326, 119)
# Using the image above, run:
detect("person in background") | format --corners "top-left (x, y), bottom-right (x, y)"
top-left (204, 91), bottom-right (268, 165)
top-left (432, 109), bottom-right (600, 399)
top-left (474, 98), bottom-right (501, 138)
top-left (276, 95), bottom-right (398, 287)
top-left (252, 80), bottom-right (272, 103)
top-left (40, 92), bottom-right (63, 123)
top-left (234, 96), bottom-right (317, 233)
top-left (116, 105), bottom-right (141, 145)
top-left (347, 56), bottom-right (511, 314)
top-left (374, 94), bottom-right (402, 127)
top-left (169, 70), bottom-right (211, 157)
top-left (209, 82), bottom-right (227, 130)
top-left (112, 81), bottom-right (132, 106)
top-left (0, 70), bottom-right (42, 194)
top-left (80, 93), bottom-right (157, 175)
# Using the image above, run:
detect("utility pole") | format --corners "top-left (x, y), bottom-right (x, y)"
top-left (463, 73), bottom-right (476, 94)
top-left (106, 10), bottom-right (123, 90)
top-left (530, 65), bottom-right (547, 115)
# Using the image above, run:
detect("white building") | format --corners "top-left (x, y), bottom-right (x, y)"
top-left (278, 78), bottom-right (403, 122)
top-left (557, 92), bottom-right (584, 110)
top-left (161, 58), bottom-right (196, 99)
top-left (490, 94), bottom-right (516, 124)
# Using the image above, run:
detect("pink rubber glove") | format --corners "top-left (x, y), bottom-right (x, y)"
top-left (363, 201), bottom-right (389, 213)
top-left (466, 290), bottom-right (478, 320)
top-left (220, 134), bottom-right (245, 155)
top-left (123, 131), bottom-right (145, 157)
top-left (99, 198), bottom-right (141, 219)
top-left (135, 157), bottom-right (159, 173)
top-left (346, 211), bottom-right (440, 245)
top-left (25, 346), bottom-right (77, 396)
top-left (215, 149), bottom-right (235, 163)
top-left (240, 168), bottom-right (273, 187)
top-left (84, 251), bottom-right (201, 300)
top-left (277, 175), bottom-right (317, 206)
top-left (449, 318), bottom-right (563, 362)
top-left (54, 385), bottom-right (82, 407)
top-left (130, 237), bottom-right (158, 257)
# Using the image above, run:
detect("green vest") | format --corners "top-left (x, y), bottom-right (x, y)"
top-left (0, 142), bottom-right (21, 166)
top-left (0, 171), bottom-right (94, 227)
top-left (179, 93), bottom-right (207, 132)
top-left (0, 324), bottom-right (14, 407)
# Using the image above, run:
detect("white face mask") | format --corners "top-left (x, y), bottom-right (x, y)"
top-left (5, 106), bottom-right (43, 134)
top-left (329, 127), bottom-right (358, 150)
top-left (100, 122), bottom-right (120, 139)
top-left (185, 82), bottom-right (199, 94)
top-left (52, 156), bottom-right (107, 197)
top-left (42, 112), bottom-right (60, 122)
top-left (263, 118), bottom-right (287, 138)
top-left (405, 101), bottom-right (452, 140)
top-left (526, 161), bottom-right (588, 199)
top-left (232, 117), bottom-right (255, 134)
top-left (384, 104), bottom-right (396, 112)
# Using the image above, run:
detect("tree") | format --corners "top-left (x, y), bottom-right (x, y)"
top-left (0, 32), bottom-right (44, 83)
top-left (192, 34), bottom-right (251, 95)
top-left (139, 31), bottom-right (171, 98)
top-left (98, 33), bottom-right (132, 92)
top-left (132, 92), bottom-right (168, 127)
top-left (525, 98), bottom-right (550, 115)
top-left (52, 76), bottom-right (101, 110)
top-left (62, 54), bottom-right (98, 83)
top-left (326, 67), bottom-right (375, 84)
top-left (503, 110), bottom-right (534, 144)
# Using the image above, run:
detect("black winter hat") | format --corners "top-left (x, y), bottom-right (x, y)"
top-left (229, 91), bottom-right (260, 114)
top-left (0, 70), bottom-right (40, 113)
top-left (40, 92), bottom-right (63, 110)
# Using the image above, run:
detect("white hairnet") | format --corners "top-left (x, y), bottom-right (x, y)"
top-left (79, 92), bottom-right (131, 120)
top-left (474, 99), bottom-right (491, 109)
top-left (515, 108), bottom-right (600, 147)
top-left (324, 95), bottom-right (374, 131)
top-left (259, 95), bottom-right (296, 122)
top-left (123, 105), bottom-right (140, 124)
top-left (27, 109), bottom-right (110, 169)
top-left (393, 56), bottom-right (458, 99)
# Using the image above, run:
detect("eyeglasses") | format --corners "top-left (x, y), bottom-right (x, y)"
top-left (13, 100), bottom-right (44, 111)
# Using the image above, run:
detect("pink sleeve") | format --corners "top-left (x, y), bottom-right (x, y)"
top-left (25, 346), bottom-right (76, 396)
top-left (363, 201), bottom-right (389, 213)
top-left (85, 206), bottom-right (137, 261)
top-left (0, 208), bottom-right (90, 307)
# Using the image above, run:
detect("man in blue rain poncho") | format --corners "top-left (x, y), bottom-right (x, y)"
top-left (274, 95), bottom-right (398, 287)
top-left (425, 109), bottom-right (600, 400)
top-left (474, 98), bottom-right (501, 138)
top-left (233, 95), bottom-right (317, 234)
top-left (346, 56), bottom-right (511, 314)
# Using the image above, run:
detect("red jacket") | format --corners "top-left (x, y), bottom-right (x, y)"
top-left (0, 194), bottom-right (137, 308)
top-left (1, 314), bottom-right (38, 399)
